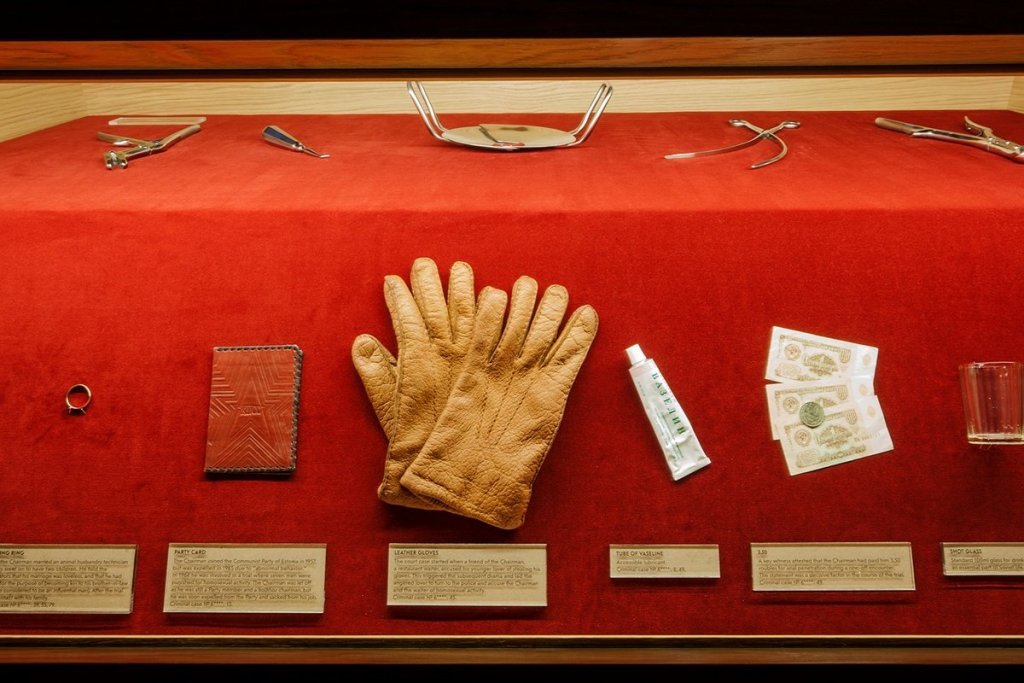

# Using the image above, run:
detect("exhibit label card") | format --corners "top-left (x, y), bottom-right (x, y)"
top-left (942, 543), bottom-right (1024, 576)
top-left (163, 543), bottom-right (326, 613)
top-left (751, 542), bottom-right (915, 592)
top-left (609, 544), bottom-right (720, 579)
top-left (387, 543), bottom-right (547, 607)
top-left (0, 544), bottom-right (136, 614)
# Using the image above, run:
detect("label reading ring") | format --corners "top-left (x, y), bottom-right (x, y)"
top-left (66, 384), bottom-right (92, 415)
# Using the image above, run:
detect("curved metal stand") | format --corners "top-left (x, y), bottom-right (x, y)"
top-left (407, 81), bottom-right (613, 150)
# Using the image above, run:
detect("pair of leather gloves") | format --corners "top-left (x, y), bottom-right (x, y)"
top-left (352, 257), bottom-right (599, 530)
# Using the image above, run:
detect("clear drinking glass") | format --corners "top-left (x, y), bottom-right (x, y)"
top-left (959, 361), bottom-right (1024, 445)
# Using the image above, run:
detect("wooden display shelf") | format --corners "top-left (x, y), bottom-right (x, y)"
top-left (4, 635), bottom-right (1024, 665)
top-left (1, 35), bottom-right (1022, 142)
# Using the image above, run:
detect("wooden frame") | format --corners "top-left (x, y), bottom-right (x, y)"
top-left (2, 36), bottom-right (1022, 143)
top-left (5, 636), bottom-right (1024, 665)
top-left (2, 36), bottom-right (1023, 71)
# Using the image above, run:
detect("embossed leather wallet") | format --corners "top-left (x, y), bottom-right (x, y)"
top-left (204, 345), bottom-right (303, 474)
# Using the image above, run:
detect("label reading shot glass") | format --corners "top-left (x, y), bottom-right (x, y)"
top-left (942, 543), bottom-right (1024, 576)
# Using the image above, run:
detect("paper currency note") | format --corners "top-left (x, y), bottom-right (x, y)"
top-left (779, 396), bottom-right (893, 476)
top-left (766, 327), bottom-right (878, 383)
top-left (765, 377), bottom-right (875, 439)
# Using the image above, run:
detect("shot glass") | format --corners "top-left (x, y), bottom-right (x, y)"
top-left (959, 361), bottom-right (1024, 445)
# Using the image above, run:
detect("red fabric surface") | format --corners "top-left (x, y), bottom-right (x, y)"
top-left (1, 111), bottom-right (1023, 637)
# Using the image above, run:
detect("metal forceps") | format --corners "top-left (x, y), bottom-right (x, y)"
top-left (665, 119), bottom-right (801, 168)
top-left (875, 116), bottom-right (1024, 163)
top-left (97, 123), bottom-right (201, 169)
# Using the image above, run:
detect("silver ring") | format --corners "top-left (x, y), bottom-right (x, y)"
top-left (65, 384), bottom-right (92, 415)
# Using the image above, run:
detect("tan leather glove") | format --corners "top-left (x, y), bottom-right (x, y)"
top-left (351, 257), bottom-right (477, 509)
top-left (400, 275), bottom-right (598, 529)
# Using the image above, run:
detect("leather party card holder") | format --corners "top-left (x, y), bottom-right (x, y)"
top-left (204, 345), bottom-right (302, 474)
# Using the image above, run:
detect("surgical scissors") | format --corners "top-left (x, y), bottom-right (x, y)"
top-left (665, 119), bottom-right (801, 168)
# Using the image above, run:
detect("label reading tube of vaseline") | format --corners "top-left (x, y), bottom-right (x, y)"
top-left (609, 545), bottom-right (720, 579)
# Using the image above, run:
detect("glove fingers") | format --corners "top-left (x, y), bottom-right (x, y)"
top-left (471, 286), bottom-right (509, 361)
top-left (351, 333), bottom-right (399, 436)
top-left (519, 284), bottom-right (569, 364)
top-left (492, 275), bottom-right (538, 362)
top-left (543, 304), bottom-right (600, 378)
top-left (410, 257), bottom-right (452, 342)
top-left (384, 273), bottom-right (429, 347)
top-left (447, 260), bottom-right (476, 344)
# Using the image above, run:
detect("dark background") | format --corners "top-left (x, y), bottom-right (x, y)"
top-left (5, 1), bottom-right (1024, 40)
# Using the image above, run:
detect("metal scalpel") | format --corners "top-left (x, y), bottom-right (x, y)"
top-left (665, 119), bottom-right (801, 169)
top-left (97, 124), bottom-right (202, 170)
top-left (875, 116), bottom-right (1024, 163)
top-left (262, 125), bottom-right (330, 158)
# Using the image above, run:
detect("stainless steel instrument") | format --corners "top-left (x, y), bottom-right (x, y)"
top-left (262, 125), bottom-right (330, 158)
top-left (665, 119), bottom-right (801, 169)
top-left (97, 124), bottom-right (202, 170)
top-left (407, 81), bottom-right (613, 151)
top-left (875, 116), bottom-right (1024, 163)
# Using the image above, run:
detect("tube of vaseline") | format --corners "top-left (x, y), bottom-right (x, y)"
top-left (626, 344), bottom-right (711, 481)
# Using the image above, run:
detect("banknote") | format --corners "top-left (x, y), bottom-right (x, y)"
top-left (778, 395), bottom-right (893, 476)
top-left (765, 327), bottom-right (878, 383)
top-left (765, 377), bottom-right (875, 439)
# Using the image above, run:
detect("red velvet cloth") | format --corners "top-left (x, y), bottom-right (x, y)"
top-left (1, 111), bottom-right (1023, 637)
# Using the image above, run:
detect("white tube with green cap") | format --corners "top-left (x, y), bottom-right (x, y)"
top-left (625, 344), bottom-right (711, 481)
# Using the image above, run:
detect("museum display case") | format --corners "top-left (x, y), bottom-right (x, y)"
top-left (2, 1), bottom-right (1023, 665)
